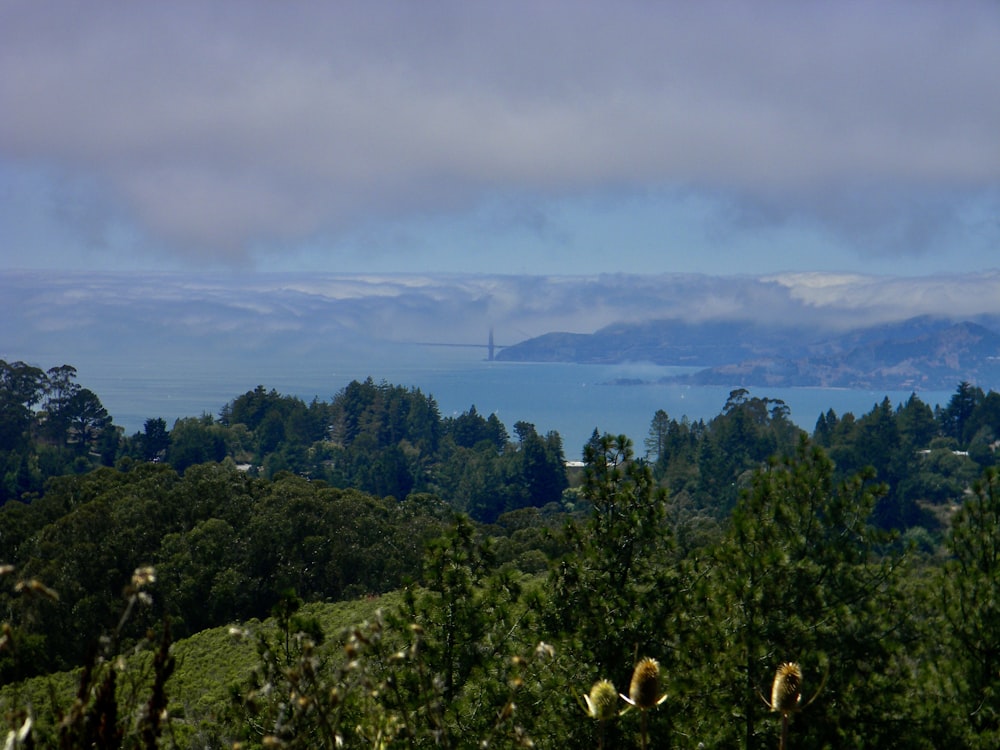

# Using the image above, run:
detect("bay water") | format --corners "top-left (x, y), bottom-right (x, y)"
top-left (74, 344), bottom-right (957, 460)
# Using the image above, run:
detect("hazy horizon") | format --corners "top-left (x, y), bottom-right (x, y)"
top-left (7, 269), bottom-right (1000, 356)
top-left (4, 4), bottom-right (998, 439)
top-left (3, 267), bottom-right (993, 454)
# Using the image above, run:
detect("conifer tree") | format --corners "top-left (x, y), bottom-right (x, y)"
top-left (698, 437), bottom-right (910, 748)
top-left (943, 467), bottom-right (1000, 747)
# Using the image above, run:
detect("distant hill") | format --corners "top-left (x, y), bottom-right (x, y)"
top-left (497, 317), bottom-right (1000, 390)
top-left (495, 318), bottom-right (807, 366)
top-left (8, 269), bottom-right (1000, 393)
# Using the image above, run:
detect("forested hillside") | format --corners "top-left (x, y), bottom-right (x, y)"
top-left (498, 314), bottom-right (1000, 390)
top-left (1, 365), bottom-right (569, 523)
top-left (1, 360), bottom-right (999, 747)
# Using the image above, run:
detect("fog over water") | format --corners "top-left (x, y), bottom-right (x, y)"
top-left (1, 270), bottom-right (978, 459)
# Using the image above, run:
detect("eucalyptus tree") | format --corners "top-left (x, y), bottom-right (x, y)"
top-left (0, 360), bottom-right (46, 451)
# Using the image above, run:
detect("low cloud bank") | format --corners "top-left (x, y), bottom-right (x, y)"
top-left (5, 271), bottom-right (1000, 363)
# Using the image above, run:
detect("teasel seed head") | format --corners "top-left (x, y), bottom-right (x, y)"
top-left (131, 566), bottom-right (156, 589)
top-left (583, 679), bottom-right (619, 721)
top-left (771, 662), bottom-right (802, 714)
top-left (623, 657), bottom-right (668, 710)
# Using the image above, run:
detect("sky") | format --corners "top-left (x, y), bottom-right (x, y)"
top-left (1, 0), bottom-right (999, 278)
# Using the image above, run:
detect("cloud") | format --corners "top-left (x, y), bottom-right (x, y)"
top-left (8, 270), bottom-right (1000, 368)
top-left (1, 1), bottom-right (998, 265)
top-left (765, 270), bottom-right (1000, 323)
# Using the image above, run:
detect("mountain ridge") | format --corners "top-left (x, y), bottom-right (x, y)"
top-left (498, 317), bottom-right (1000, 391)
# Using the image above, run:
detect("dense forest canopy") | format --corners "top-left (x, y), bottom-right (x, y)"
top-left (4, 359), bottom-right (997, 535)
top-left (1, 360), bottom-right (999, 747)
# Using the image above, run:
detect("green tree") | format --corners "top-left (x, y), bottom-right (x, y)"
top-left (644, 408), bottom-right (671, 465)
top-left (859, 397), bottom-right (911, 528)
top-left (447, 405), bottom-right (496, 449)
top-left (943, 467), bottom-right (1000, 746)
top-left (517, 429), bottom-right (568, 509)
top-left (64, 387), bottom-right (113, 455)
top-left (940, 381), bottom-right (985, 445)
top-left (701, 438), bottom-right (910, 749)
top-left (412, 516), bottom-right (493, 699)
top-left (703, 389), bottom-right (803, 513)
top-left (140, 417), bottom-right (170, 461)
top-left (436, 442), bottom-right (512, 522)
top-left (40, 364), bottom-right (80, 444)
top-left (220, 385), bottom-right (283, 431)
top-left (897, 392), bottom-right (939, 450)
top-left (549, 434), bottom-right (673, 677)
top-left (812, 408), bottom-right (839, 448)
top-left (964, 390), bottom-right (1000, 468)
top-left (167, 416), bottom-right (228, 473)
top-left (256, 409), bottom-right (287, 455)
top-left (392, 514), bottom-right (547, 746)
top-left (0, 360), bottom-right (45, 452)
top-left (157, 517), bottom-right (249, 636)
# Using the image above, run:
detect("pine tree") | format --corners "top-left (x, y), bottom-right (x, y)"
top-left (944, 467), bottom-right (1000, 747)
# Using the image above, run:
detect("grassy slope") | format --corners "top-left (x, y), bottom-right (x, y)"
top-left (0, 591), bottom-right (402, 743)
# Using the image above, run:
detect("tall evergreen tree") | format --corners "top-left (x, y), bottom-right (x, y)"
top-left (698, 438), bottom-right (910, 748)
top-left (645, 408), bottom-right (670, 465)
top-left (941, 381), bottom-right (985, 445)
top-left (943, 467), bottom-right (1000, 747)
top-left (548, 434), bottom-right (673, 676)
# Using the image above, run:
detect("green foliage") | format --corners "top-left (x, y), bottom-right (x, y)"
top-left (695, 438), bottom-right (912, 748)
top-left (166, 416), bottom-right (228, 473)
top-left (206, 379), bottom-right (570, 521)
top-left (443, 404), bottom-right (507, 450)
top-left (139, 418), bottom-right (170, 462)
top-left (0, 462), bottom-right (451, 679)
top-left (9, 366), bottom-right (1000, 746)
top-left (0, 361), bottom-right (120, 502)
top-left (547, 432), bottom-right (677, 748)
top-left (2, 445), bottom-right (1000, 747)
top-left (226, 594), bottom-right (551, 749)
top-left (9, 363), bottom-right (999, 539)
top-left (941, 467), bottom-right (1000, 746)
top-left (940, 381), bottom-right (985, 444)
top-left (0, 564), bottom-right (173, 749)
top-left (813, 387), bottom-right (1000, 534)
top-left (0, 361), bottom-right (45, 454)
top-left (644, 390), bottom-right (803, 521)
